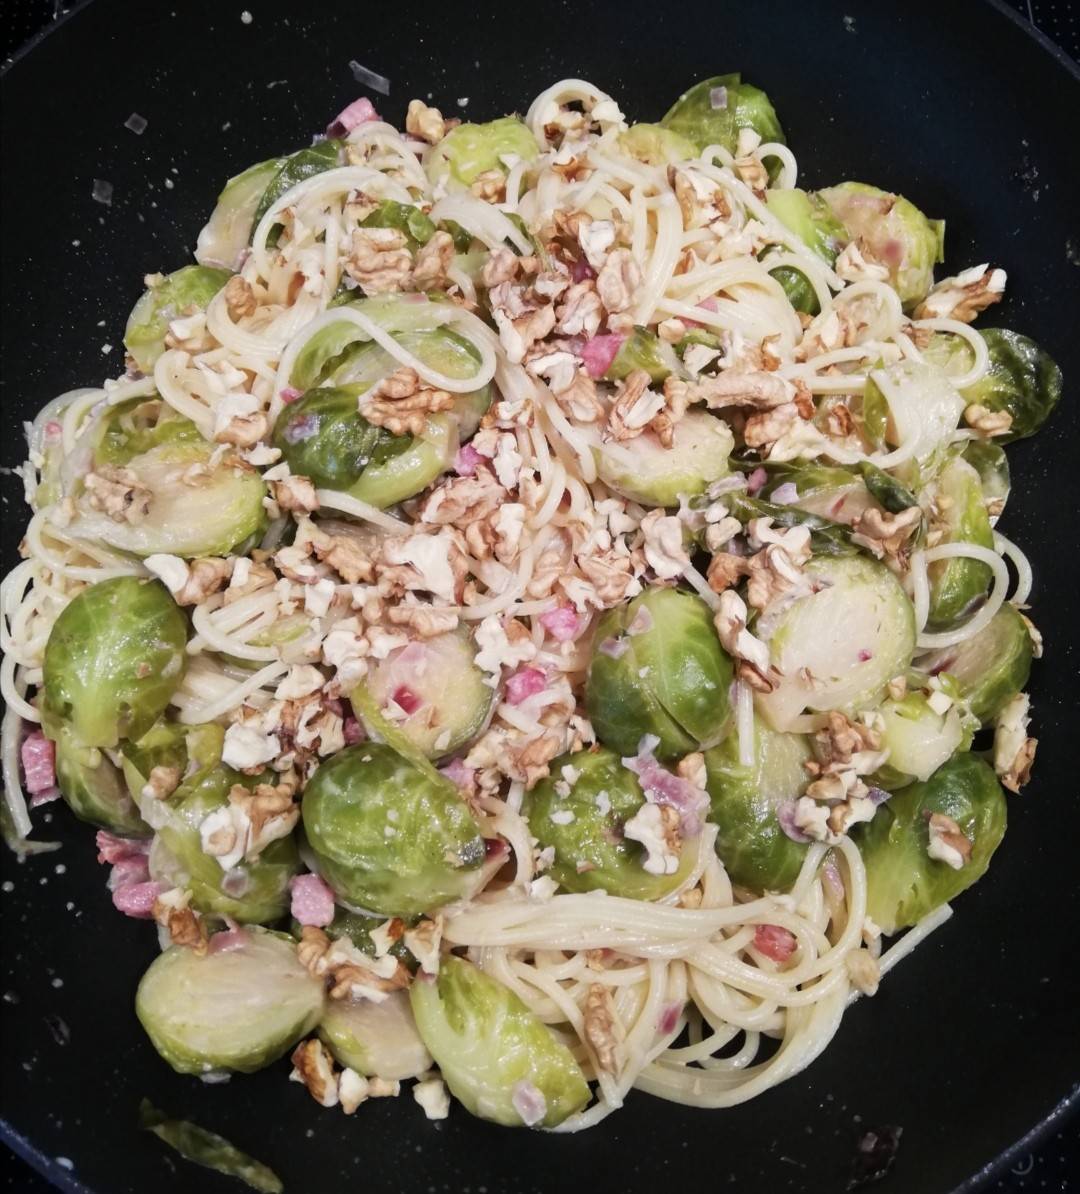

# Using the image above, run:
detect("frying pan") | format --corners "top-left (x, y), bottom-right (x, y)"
top-left (1, 1), bottom-right (1077, 1190)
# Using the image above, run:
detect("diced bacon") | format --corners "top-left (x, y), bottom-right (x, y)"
top-left (754, 923), bottom-right (797, 962)
top-left (20, 731), bottom-right (55, 795)
top-left (511, 1080), bottom-right (547, 1127)
top-left (112, 880), bottom-right (162, 919)
top-left (290, 873), bottom-right (336, 927)
top-left (326, 96), bottom-right (380, 137)
top-left (579, 333), bottom-right (626, 379)
top-left (453, 443), bottom-right (485, 476)
top-left (539, 605), bottom-right (582, 642)
top-left (391, 685), bottom-right (423, 715)
top-left (280, 386), bottom-right (302, 404)
top-left (505, 667), bottom-right (547, 705)
top-left (439, 757), bottom-right (476, 791)
top-left (208, 928), bottom-right (251, 954)
top-left (95, 830), bottom-right (150, 865)
top-left (30, 787), bottom-right (62, 808)
top-left (107, 854), bottom-right (151, 892)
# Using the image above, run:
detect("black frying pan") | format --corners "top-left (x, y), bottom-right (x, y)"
top-left (2, 1), bottom-right (1078, 1190)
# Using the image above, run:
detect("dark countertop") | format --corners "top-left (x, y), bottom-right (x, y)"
top-left (1, 1), bottom-right (1077, 1191)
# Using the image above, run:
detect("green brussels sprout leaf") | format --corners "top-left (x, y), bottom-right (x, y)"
top-left (318, 990), bottom-right (431, 1079)
top-left (961, 328), bottom-right (1062, 442)
top-left (124, 266), bottom-right (232, 373)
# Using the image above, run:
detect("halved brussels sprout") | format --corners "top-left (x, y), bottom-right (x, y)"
top-left (302, 743), bottom-right (485, 917)
top-left (92, 398), bottom-right (203, 469)
top-left (961, 328), bottom-right (1062, 442)
top-left (604, 327), bottom-right (676, 384)
top-left (704, 718), bottom-right (812, 892)
top-left (925, 456), bottom-right (993, 632)
top-left (661, 74), bottom-right (785, 160)
top-left (872, 691), bottom-right (965, 789)
top-left (425, 117), bottom-right (538, 190)
top-left (918, 603), bottom-right (1032, 725)
top-left (74, 440), bottom-right (267, 559)
top-left (617, 123), bottom-right (698, 166)
top-left (595, 410), bottom-right (733, 507)
top-left (586, 588), bottom-right (732, 760)
top-left (318, 991), bottom-right (431, 1079)
top-left (410, 957), bottom-right (590, 1127)
top-left (136, 928), bottom-right (324, 1074)
top-left (856, 753), bottom-right (1007, 934)
top-left (196, 157), bottom-right (283, 270)
top-left (251, 140), bottom-right (343, 230)
top-left (525, 746), bottom-right (695, 900)
top-left (961, 440), bottom-right (1010, 523)
top-left (764, 189), bottom-right (846, 315)
top-left (45, 716), bottom-right (148, 834)
top-left (124, 266), bottom-right (232, 373)
top-left (756, 555), bottom-right (916, 731)
top-left (43, 577), bottom-right (187, 749)
top-left (818, 182), bottom-right (944, 307)
top-left (363, 632), bottom-right (493, 759)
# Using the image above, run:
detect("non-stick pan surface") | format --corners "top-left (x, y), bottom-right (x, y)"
top-left (1, 2), bottom-right (1077, 1190)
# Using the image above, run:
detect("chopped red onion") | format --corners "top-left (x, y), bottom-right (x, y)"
top-left (220, 868), bottom-right (251, 899)
top-left (20, 731), bottom-right (56, 795)
top-left (280, 386), bottom-right (302, 404)
top-left (439, 757), bottom-right (476, 791)
top-left (343, 716), bottom-right (364, 745)
top-left (579, 333), bottom-right (626, 379)
top-left (867, 786), bottom-right (891, 806)
top-left (858, 648), bottom-right (873, 662)
top-left (754, 923), bottom-right (798, 962)
top-left (539, 605), bottom-right (582, 642)
top-left (326, 96), bottom-right (380, 138)
top-left (597, 636), bottom-right (629, 659)
top-left (709, 86), bottom-right (729, 110)
top-left (626, 605), bottom-right (654, 636)
top-left (770, 482), bottom-right (800, 505)
top-left (484, 836), bottom-right (509, 860)
top-left (747, 467), bottom-right (768, 496)
top-left (453, 443), bottom-right (484, 476)
top-left (282, 414), bottom-right (320, 444)
top-left (290, 873), bottom-right (336, 927)
top-left (511, 1080), bottom-right (547, 1127)
top-left (571, 257), bottom-right (596, 283)
top-left (505, 666), bottom-right (547, 705)
top-left (777, 801), bottom-right (811, 843)
top-left (622, 740), bottom-right (709, 836)
top-left (391, 685), bottom-right (423, 716)
top-left (657, 1001), bottom-right (683, 1035)
top-left (348, 61), bottom-right (391, 96)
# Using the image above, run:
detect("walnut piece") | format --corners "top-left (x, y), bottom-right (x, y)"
top-left (406, 98), bottom-right (446, 144)
top-left (608, 369), bottom-right (664, 441)
top-left (963, 403), bottom-right (1013, 438)
top-left (174, 557), bottom-right (232, 606)
top-left (272, 474), bottom-right (320, 514)
top-left (224, 274), bottom-right (257, 319)
top-left (346, 227), bottom-right (413, 293)
top-left (412, 230), bottom-right (455, 290)
top-left (850, 506), bottom-right (922, 563)
top-left (913, 264), bottom-right (1006, 323)
top-left (596, 248), bottom-right (641, 314)
top-left (583, 984), bottom-right (621, 1076)
top-left (360, 366), bottom-right (455, 436)
top-left (83, 466), bottom-right (152, 523)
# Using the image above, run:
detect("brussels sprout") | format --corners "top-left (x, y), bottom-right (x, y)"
top-left (756, 555), bottom-right (916, 731)
top-left (360, 200), bottom-right (436, 249)
top-left (925, 456), bottom-right (993, 632)
top-left (586, 588), bottom-right (732, 760)
top-left (857, 462), bottom-right (919, 514)
top-left (872, 691), bottom-right (965, 789)
top-left (91, 398), bottom-right (203, 469)
top-left (153, 768), bottom-right (299, 925)
top-left (918, 603), bottom-right (1032, 725)
top-left (364, 631), bottom-right (493, 759)
top-left (410, 957), bottom-right (590, 1127)
top-left (661, 75), bottom-right (785, 163)
top-left (764, 189), bottom-right (846, 316)
top-left (302, 743), bottom-right (485, 917)
top-left (136, 929), bottom-right (324, 1075)
top-left (617, 123), bottom-right (698, 166)
top-left (761, 463), bottom-right (876, 526)
top-left (604, 327), bottom-right (676, 383)
top-left (425, 117), bottom-right (538, 190)
top-left (862, 359), bottom-right (966, 464)
top-left (525, 746), bottom-right (694, 900)
top-left (961, 439), bottom-right (1010, 523)
top-left (818, 182), bottom-right (943, 308)
top-left (251, 140), bottom-right (343, 230)
top-left (45, 716), bottom-right (148, 834)
top-left (124, 266), bottom-right (232, 373)
top-left (196, 157), bottom-right (283, 270)
top-left (704, 718), bottom-right (812, 892)
top-left (121, 719), bottom-right (222, 799)
top-left (43, 577), bottom-right (187, 749)
top-left (74, 439), bottom-right (267, 558)
top-left (856, 753), bottom-right (1007, 934)
top-left (596, 410), bottom-right (733, 507)
top-left (961, 328), bottom-right (1062, 442)
top-left (318, 991), bottom-right (431, 1079)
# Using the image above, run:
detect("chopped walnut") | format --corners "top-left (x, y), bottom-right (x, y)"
top-left (481, 246), bottom-right (521, 288)
top-left (152, 888), bottom-right (207, 954)
top-left (733, 152), bottom-right (768, 193)
top-left (403, 916), bottom-right (443, 975)
top-left (814, 710), bottom-right (884, 770)
top-left (845, 948), bottom-right (881, 996)
top-left (707, 551), bottom-right (751, 593)
top-left (419, 468), bottom-right (507, 526)
top-left (386, 602), bottom-right (459, 637)
top-left (583, 984), bottom-right (621, 1076)
top-left (714, 590), bottom-right (775, 691)
top-left (83, 466), bottom-right (152, 523)
top-left (224, 274), bottom-right (257, 319)
top-left (963, 403), bottom-right (1013, 437)
top-left (141, 764), bottom-right (182, 801)
top-left (307, 524), bottom-right (375, 584)
top-left (272, 474), bottom-right (320, 514)
top-left (608, 369), bottom-right (664, 441)
top-left (470, 170), bottom-right (506, 202)
top-left (360, 366), bottom-right (455, 436)
top-left (405, 98), bottom-right (446, 144)
top-left (494, 303), bottom-right (556, 365)
top-left (595, 248), bottom-right (641, 314)
top-left (174, 556), bottom-right (232, 606)
top-left (554, 281), bottom-right (603, 338)
top-left (850, 506), bottom-right (923, 563)
top-left (412, 230), bottom-right (455, 290)
top-left (290, 1040), bottom-right (339, 1108)
top-left (554, 370), bottom-right (605, 423)
top-left (927, 812), bottom-right (973, 869)
top-left (994, 692), bottom-right (1037, 793)
top-left (665, 370), bottom-right (792, 414)
top-left (914, 264), bottom-right (1006, 323)
top-left (834, 241), bottom-right (890, 284)
top-left (346, 227), bottom-right (413, 293)
top-left (297, 925), bottom-right (411, 1001)
top-left (640, 510), bottom-right (689, 580)
top-left (214, 411), bottom-right (268, 448)
top-left (887, 675), bottom-right (908, 701)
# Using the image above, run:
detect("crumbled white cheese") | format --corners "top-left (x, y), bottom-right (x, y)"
top-left (144, 553), bottom-right (190, 595)
top-left (221, 722), bottom-right (279, 771)
top-left (413, 1077), bottom-right (450, 1120)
